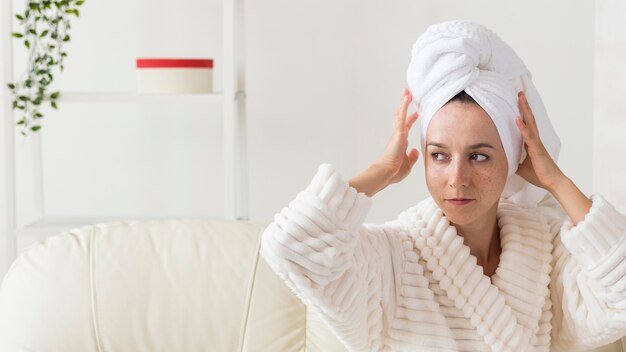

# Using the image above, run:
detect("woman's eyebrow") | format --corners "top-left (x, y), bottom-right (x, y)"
top-left (427, 142), bottom-right (447, 149)
top-left (427, 142), bottom-right (495, 149)
top-left (468, 143), bottom-right (495, 149)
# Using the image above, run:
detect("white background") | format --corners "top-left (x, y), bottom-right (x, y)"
top-left (10, 0), bottom-right (606, 229)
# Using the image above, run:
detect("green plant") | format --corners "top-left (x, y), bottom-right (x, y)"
top-left (7, 0), bottom-right (86, 136)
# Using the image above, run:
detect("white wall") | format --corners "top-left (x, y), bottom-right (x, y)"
top-left (594, 0), bottom-right (626, 213)
top-left (12, 0), bottom-right (226, 226)
top-left (248, 0), bottom-right (595, 223)
top-left (11, 0), bottom-right (595, 230)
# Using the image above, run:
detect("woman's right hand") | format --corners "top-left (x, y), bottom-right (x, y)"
top-left (373, 88), bottom-right (420, 185)
top-left (348, 88), bottom-right (419, 197)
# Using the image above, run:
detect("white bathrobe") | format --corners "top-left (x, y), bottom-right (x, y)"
top-left (260, 164), bottom-right (626, 352)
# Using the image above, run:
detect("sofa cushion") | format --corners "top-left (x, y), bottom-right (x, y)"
top-left (0, 228), bottom-right (97, 351)
top-left (0, 219), bottom-right (267, 351)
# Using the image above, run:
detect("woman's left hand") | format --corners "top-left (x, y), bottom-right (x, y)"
top-left (514, 91), bottom-right (567, 192)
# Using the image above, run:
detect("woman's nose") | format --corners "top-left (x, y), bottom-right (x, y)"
top-left (448, 159), bottom-right (470, 189)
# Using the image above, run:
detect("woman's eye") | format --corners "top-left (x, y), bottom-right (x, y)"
top-left (471, 153), bottom-right (488, 162)
top-left (431, 152), bottom-right (446, 161)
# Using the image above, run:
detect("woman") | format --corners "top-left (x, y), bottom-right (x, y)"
top-left (260, 20), bottom-right (626, 352)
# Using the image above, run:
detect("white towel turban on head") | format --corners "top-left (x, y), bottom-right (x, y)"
top-left (406, 20), bottom-right (561, 208)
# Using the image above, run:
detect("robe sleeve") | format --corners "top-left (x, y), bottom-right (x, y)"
top-left (539, 194), bottom-right (626, 350)
top-left (259, 163), bottom-right (396, 352)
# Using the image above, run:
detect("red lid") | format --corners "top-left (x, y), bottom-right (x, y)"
top-left (136, 58), bottom-right (213, 68)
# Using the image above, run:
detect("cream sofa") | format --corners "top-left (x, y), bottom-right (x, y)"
top-left (0, 219), bottom-right (623, 352)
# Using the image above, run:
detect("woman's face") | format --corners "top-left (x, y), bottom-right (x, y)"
top-left (424, 101), bottom-right (509, 226)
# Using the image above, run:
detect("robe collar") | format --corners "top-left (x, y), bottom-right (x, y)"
top-left (396, 197), bottom-right (554, 351)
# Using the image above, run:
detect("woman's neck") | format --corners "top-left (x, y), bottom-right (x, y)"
top-left (450, 205), bottom-right (502, 277)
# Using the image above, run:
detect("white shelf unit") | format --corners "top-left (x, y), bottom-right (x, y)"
top-left (55, 92), bottom-right (228, 104)
top-left (0, 0), bottom-right (247, 279)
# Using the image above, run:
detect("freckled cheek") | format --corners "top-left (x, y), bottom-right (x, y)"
top-left (473, 169), bottom-right (507, 197)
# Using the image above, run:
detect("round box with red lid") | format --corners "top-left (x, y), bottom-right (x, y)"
top-left (136, 58), bottom-right (213, 93)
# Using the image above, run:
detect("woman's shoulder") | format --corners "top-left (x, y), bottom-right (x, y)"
top-left (359, 197), bottom-right (436, 248)
top-left (536, 192), bottom-right (567, 216)
top-left (532, 193), bottom-right (569, 238)
top-left (496, 193), bottom-right (567, 240)
top-left (362, 196), bottom-right (435, 228)
top-left (363, 196), bottom-right (439, 246)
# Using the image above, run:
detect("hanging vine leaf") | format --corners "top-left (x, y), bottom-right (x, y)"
top-left (7, 0), bottom-right (87, 136)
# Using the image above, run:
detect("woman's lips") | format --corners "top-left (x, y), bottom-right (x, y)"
top-left (446, 199), bottom-right (474, 205)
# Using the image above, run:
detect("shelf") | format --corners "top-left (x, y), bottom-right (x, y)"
top-left (55, 92), bottom-right (225, 104)
top-left (2, 0), bottom-right (248, 274)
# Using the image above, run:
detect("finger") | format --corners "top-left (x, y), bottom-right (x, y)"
top-left (401, 88), bottom-right (408, 103)
top-left (516, 115), bottom-right (538, 143)
top-left (405, 111), bottom-right (419, 130)
top-left (399, 90), bottom-right (411, 123)
top-left (515, 116), bottom-right (535, 147)
top-left (392, 107), bottom-right (404, 133)
top-left (518, 92), bottom-right (537, 128)
top-left (515, 116), bottom-right (528, 138)
top-left (518, 93), bottom-right (542, 141)
top-left (407, 148), bottom-right (419, 166)
top-left (393, 90), bottom-right (411, 133)
top-left (516, 115), bottom-right (546, 155)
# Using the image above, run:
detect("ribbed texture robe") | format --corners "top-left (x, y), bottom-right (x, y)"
top-left (260, 163), bottom-right (626, 352)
